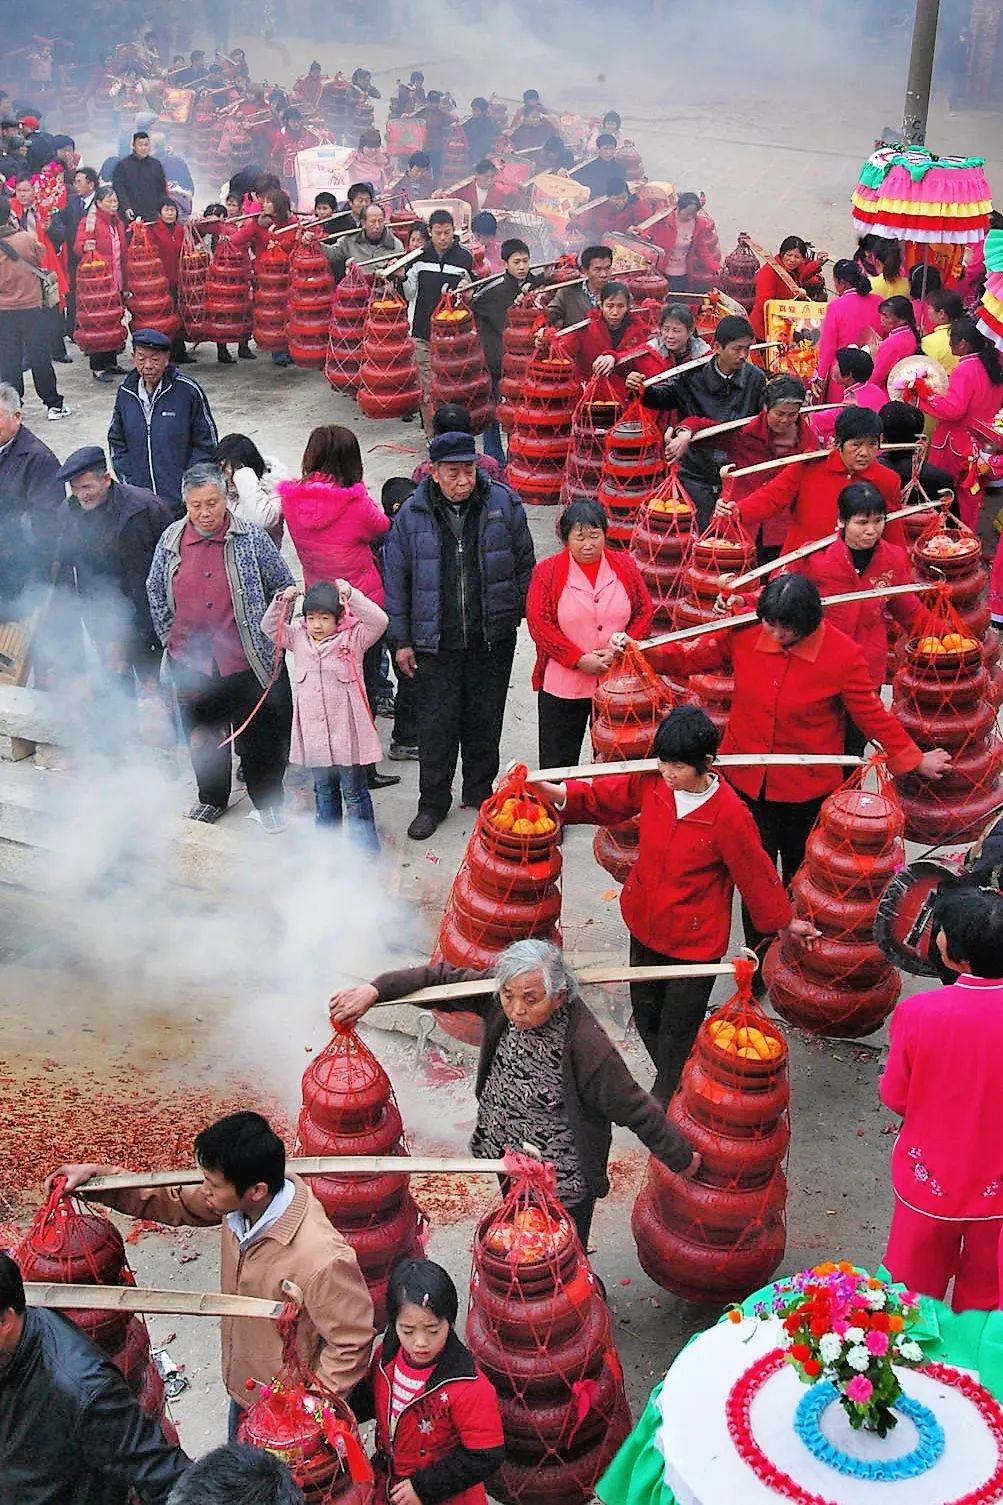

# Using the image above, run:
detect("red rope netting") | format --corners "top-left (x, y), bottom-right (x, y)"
top-left (178, 223), bottom-right (211, 344)
top-left (628, 467), bottom-right (697, 631)
top-left (73, 250), bottom-right (127, 356)
top-left (498, 302), bottom-right (547, 435)
top-left (631, 959), bottom-right (789, 1303)
top-left (466, 1154), bottom-right (631, 1505)
top-left (433, 765), bottom-right (562, 1045)
top-left (252, 240), bottom-right (291, 353)
top-left (238, 1304), bottom-right (374, 1505)
top-left (911, 509), bottom-right (1002, 705)
top-left (126, 222), bottom-right (181, 339)
top-left (15, 1178), bottom-right (174, 1438)
top-left (764, 757), bottom-right (905, 1037)
top-left (892, 583), bottom-right (1003, 844)
top-left (288, 236), bottom-right (336, 370)
top-left (357, 281), bottom-right (421, 420)
top-left (507, 348), bottom-right (579, 508)
top-left (559, 375), bottom-right (623, 512)
top-left (325, 262), bottom-right (369, 393)
top-left (429, 292), bottom-right (494, 433)
top-left (589, 643), bottom-right (692, 883)
top-left (202, 234), bottom-right (253, 347)
top-left (673, 495), bottom-right (756, 734)
top-left (596, 399), bottom-right (667, 550)
top-left (296, 1028), bottom-right (425, 1327)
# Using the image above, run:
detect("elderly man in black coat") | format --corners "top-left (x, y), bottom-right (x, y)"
top-left (55, 445), bottom-right (172, 690)
top-left (0, 383), bottom-right (65, 616)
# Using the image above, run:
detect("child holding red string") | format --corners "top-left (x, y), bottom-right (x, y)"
top-left (262, 580), bottom-right (386, 845)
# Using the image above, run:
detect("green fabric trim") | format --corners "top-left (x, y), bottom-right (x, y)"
top-left (859, 149), bottom-right (987, 186)
top-left (597, 1380), bottom-right (678, 1505)
top-left (985, 228), bottom-right (1003, 276)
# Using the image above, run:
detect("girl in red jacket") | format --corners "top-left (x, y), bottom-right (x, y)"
top-left (534, 706), bottom-right (806, 1104)
top-left (363, 1259), bottom-right (504, 1505)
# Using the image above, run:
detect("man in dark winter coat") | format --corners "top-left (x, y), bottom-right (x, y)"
top-left (0, 383), bottom-right (65, 613)
top-left (0, 1252), bottom-right (190, 1505)
top-left (470, 237), bottom-right (544, 466)
top-left (384, 430), bottom-right (535, 841)
top-left (108, 329), bottom-right (218, 515)
top-left (56, 445), bottom-right (172, 688)
top-left (111, 132), bottom-right (168, 223)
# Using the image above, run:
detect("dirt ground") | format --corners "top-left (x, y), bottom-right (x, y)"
top-left (1, 18), bottom-right (997, 1464)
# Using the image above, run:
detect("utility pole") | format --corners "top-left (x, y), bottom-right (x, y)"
top-left (902, 0), bottom-right (942, 144)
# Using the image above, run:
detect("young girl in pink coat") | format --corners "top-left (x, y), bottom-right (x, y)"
top-left (917, 318), bottom-right (1003, 528)
top-left (880, 885), bottom-right (1003, 1312)
top-left (263, 580), bottom-right (387, 847)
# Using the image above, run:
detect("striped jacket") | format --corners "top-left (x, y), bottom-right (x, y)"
top-left (403, 240), bottom-right (473, 341)
top-left (108, 366), bottom-right (218, 514)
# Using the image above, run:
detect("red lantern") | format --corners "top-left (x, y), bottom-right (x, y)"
top-left (202, 235), bottom-right (253, 346)
top-left (596, 400), bottom-right (667, 550)
top-left (252, 240), bottom-right (291, 352)
top-left (629, 468), bottom-right (696, 630)
top-left (357, 283), bottom-right (421, 419)
top-left (720, 239), bottom-right (760, 311)
top-left (326, 262), bottom-right (370, 393)
top-left (498, 301), bottom-right (545, 432)
top-left (560, 375), bottom-right (623, 510)
top-left (288, 236), bottom-right (335, 370)
top-left (429, 293), bottom-right (494, 432)
top-left (126, 222), bottom-right (180, 339)
top-left (73, 250), bottom-right (127, 356)
top-left (673, 495), bottom-right (755, 732)
top-left (507, 349), bottom-right (579, 507)
top-left (178, 224), bottom-right (211, 344)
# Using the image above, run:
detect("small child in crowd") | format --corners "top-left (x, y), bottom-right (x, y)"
top-left (356, 1259), bottom-right (504, 1505)
top-left (262, 580), bottom-right (387, 846)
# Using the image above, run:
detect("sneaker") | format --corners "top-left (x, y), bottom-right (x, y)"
top-left (47, 405), bottom-right (72, 420)
top-left (92, 370), bottom-right (117, 383)
top-left (188, 801), bottom-right (225, 823)
top-left (271, 352), bottom-right (294, 367)
top-left (388, 742), bottom-right (419, 761)
top-left (407, 810), bottom-right (440, 841)
top-left (258, 806), bottom-right (286, 834)
top-left (374, 693), bottom-right (396, 718)
top-left (107, 365), bottom-right (128, 375)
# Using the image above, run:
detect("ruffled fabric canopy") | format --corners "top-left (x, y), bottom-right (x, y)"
top-left (976, 228), bottom-right (1003, 350)
top-left (851, 146), bottom-right (992, 245)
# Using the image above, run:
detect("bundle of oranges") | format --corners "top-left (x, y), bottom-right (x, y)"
top-left (432, 307), bottom-right (470, 324)
top-left (490, 796), bottom-right (557, 836)
top-left (646, 497), bottom-right (691, 516)
top-left (707, 1018), bottom-right (783, 1060)
top-left (916, 632), bottom-right (979, 655)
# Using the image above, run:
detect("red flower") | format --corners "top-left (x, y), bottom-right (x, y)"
top-left (810, 1319), bottom-right (829, 1337)
top-left (785, 1316), bottom-right (801, 1334)
top-left (870, 1312), bottom-right (890, 1332)
top-left (790, 1344), bottom-right (811, 1362)
top-left (803, 1358), bottom-right (822, 1378)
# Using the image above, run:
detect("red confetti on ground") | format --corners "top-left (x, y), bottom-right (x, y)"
top-left (409, 1172), bottom-right (496, 1226)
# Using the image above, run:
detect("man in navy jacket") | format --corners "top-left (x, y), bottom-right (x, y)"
top-left (0, 384), bottom-right (65, 613)
top-left (108, 329), bottom-right (218, 516)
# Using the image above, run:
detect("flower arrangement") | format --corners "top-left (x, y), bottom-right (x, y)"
top-left (755, 1263), bottom-right (924, 1436)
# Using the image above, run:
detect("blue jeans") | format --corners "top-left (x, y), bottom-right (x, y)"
top-left (312, 765), bottom-right (379, 850)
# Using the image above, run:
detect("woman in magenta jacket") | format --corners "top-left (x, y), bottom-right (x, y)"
top-left (814, 259), bottom-right (883, 395)
top-left (526, 498), bottom-right (652, 767)
top-left (533, 705), bottom-right (801, 1105)
top-left (871, 295), bottom-right (922, 393)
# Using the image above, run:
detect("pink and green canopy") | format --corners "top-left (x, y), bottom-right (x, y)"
top-left (977, 228), bottom-right (1003, 350)
top-left (851, 146), bottom-right (991, 245)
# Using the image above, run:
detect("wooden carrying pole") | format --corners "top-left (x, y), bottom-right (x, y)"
top-left (80, 1156), bottom-right (512, 1193)
top-left (728, 442), bottom-right (917, 480)
top-left (641, 342), bottom-right (780, 388)
top-left (25, 1284), bottom-right (293, 1318)
top-left (378, 957), bottom-right (756, 1008)
top-left (529, 754), bottom-right (865, 781)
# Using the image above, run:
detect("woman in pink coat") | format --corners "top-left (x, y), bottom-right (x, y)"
top-left (814, 259), bottom-right (883, 395)
top-left (918, 317), bottom-right (1003, 526)
top-left (870, 295), bottom-right (922, 393)
top-left (880, 885), bottom-right (1003, 1311)
top-left (263, 580), bottom-right (387, 846)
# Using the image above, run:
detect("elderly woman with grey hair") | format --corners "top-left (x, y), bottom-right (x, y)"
top-left (329, 938), bottom-right (698, 1242)
top-left (146, 462), bottom-right (294, 831)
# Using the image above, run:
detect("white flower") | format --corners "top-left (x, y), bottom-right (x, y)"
top-left (847, 1346), bottom-right (870, 1372)
top-left (845, 1326), bottom-right (865, 1345)
top-left (897, 1340), bottom-right (923, 1363)
top-left (819, 1334), bottom-right (843, 1364)
top-left (863, 1288), bottom-right (886, 1310)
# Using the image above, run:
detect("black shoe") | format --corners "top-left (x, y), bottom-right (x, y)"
top-left (238, 344), bottom-right (257, 360)
top-left (367, 770), bottom-right (401, 790)
top-left (217, 349), bottom-right (236, 364)
top-left (175, 351), bottom-right (196, 363)
top-left (388, 742), bottom-right (419, 761)
top-left (407, 810), bottom-right (440, 840)
top-left (53, 353), bottom-right (72, 363)
top-left (107, 365), bottom-right (127, 375)
top-left (92, 369), bottom-right (117, 382)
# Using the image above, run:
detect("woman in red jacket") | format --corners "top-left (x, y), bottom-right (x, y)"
top-left (526, 499), bottom-right (653, 767)
top-left (232, 186), bottom-right (298, 366)
top-left (613, 574), bottom-right (950, 960)
top-left (639, 192), bottom-right (722, 291)
top-left (74, 185), bottom-right (130, 382)
top-left (557, 281), bottom-right (649, 398)
top-left (534, 706), bottom-right (803, 1103)
top-left (749, 235), bottom-right (828, 341)
top-left (149, 196), bottom-right (193, 364)
top-left (361, 1259), bottom-right (504, 1505)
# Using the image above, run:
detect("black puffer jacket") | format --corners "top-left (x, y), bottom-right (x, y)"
top-left (0, 1306), bottom-right (190, 1505)
top-left (383, 473), bottom-right (535, 654)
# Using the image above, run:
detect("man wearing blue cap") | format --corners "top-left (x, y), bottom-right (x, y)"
top-left (55, 445), bottom-right (171, 690)
top-left (384, 431), bottom-right (534, 840)
top-left (108, 329), bottom-right (218, 516)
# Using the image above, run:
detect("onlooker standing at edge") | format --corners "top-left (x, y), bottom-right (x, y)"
top-left (109, 328), bottom-right (218, 517)
top-left (0, 195), bottom-right (70, 423)
top-left (146, 463), bottom-right (293, 829)
top-left (112, 131), bottom-right (168, 224)
top-left (384, 430), bottom-right (535, 841)
top-left (0, 384), bottom-right (65, 616)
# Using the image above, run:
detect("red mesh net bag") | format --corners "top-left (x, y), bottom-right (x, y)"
top-left (763, 758), bottom-right (905, 1037)
top-left (467, 1154), bottom-right (631, 1505)
top-left (178, 223), bottom-right (211, 344)
top-left (326, 262), bottom-right (370, 393)
top-left (296, 1029), bottom-right (424, 1326)
top-left (621, 267), bottom-right (667, 305)
top-left (629, 466), bottom-right (696, 630)
top-left (202, 234), bottom-right (253, 346)
top-left (239, 1303), bottom-right (375, 1505)
top-left (631, 959), bottom-right (788, 1303)
top-left (911, 508), bottom-right (1001, 705)
top-left (433, 765), bottom-right (562, 1045)
top-left (507, 348), bottom-right (579, 508)
top-left (253, 240), bottom-right (292, 352)
top-left (429, 293), bottom-right (494, 432)
top-left (126, 222), bottom-right (181, 339)
top-left (589, 643), bottom-right (689, 883)
top-left (596, 399), bottom-right (667, 551)
top-left (891, 583), bottom-right (1003, 843)
top-left (357, 281), bottom-right (421, 420)
top-left (498, 302), bottom-right (547, 434)
top-left (15, 1177), bottom-right (169, 1430)
top-left (559, 375), bottom-right (623, 511)
top-left (673, 494), bottom-right (756, 734)
top-left (440, 124), bottom-right (471, 183)
top-left (288, 235), bottom-right (336, 370)
top-left (73, 249), bottom-right (127, 356)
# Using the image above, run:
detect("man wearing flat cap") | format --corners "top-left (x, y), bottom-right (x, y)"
top-left (384, 430), bottom-right (535, 841)
top-left (55, 445), bottom-right (171, 690)
top-left (108, 328), bottom-right (218, 516)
